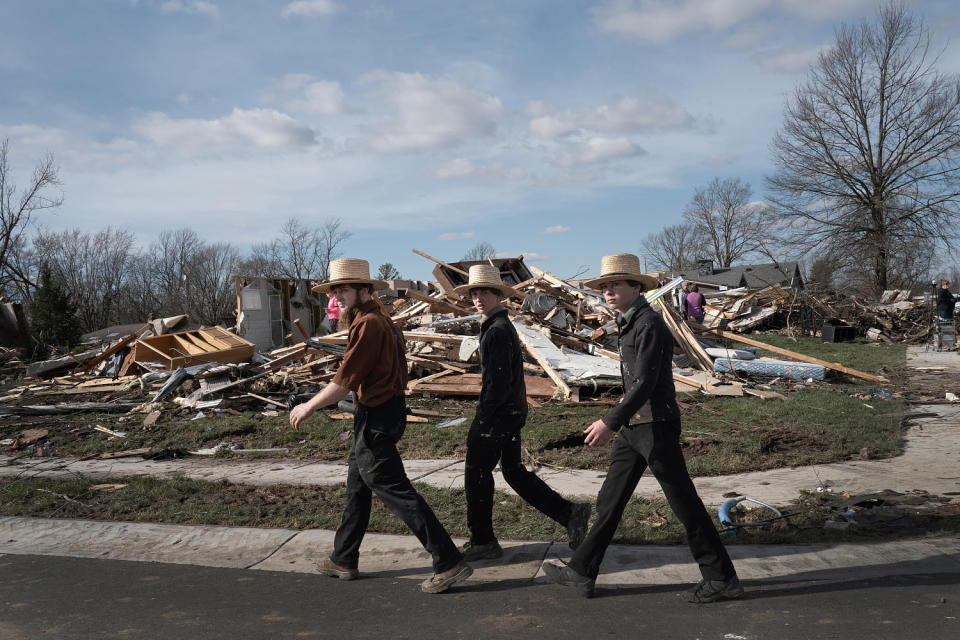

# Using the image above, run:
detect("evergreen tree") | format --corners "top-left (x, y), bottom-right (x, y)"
top-left (31, 267), bottom-right (82, 348)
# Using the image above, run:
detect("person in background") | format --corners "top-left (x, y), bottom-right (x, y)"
top-left (324, 293), bottom-right (340, 333)
top-left (937, 279), bottom-right (958, 321)
top-left (684, 284), bottom-right (705, 324)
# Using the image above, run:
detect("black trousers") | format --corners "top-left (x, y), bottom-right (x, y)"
top-left (569, 419), bottom-right (735, 581)
top-left (330, 395), bottom-right (462, 573)
top-left (465, 420), bottom-right (574, 544)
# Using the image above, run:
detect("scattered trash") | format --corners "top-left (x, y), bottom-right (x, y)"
top-left (436, 417), bottom-right (468, 428)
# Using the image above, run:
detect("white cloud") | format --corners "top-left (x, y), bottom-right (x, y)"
top-left (435, 158), bottom-right (525, 181)
top-left (530, 94), bottom-right (693, 138)
top-left (160, 1), bottom-right (219, 18)
top-left (556, 137), bottom-right (644, 167)
top-left (289, 80), bottom-right (344, 115)
top-left (593, 0), bottom-right (770, 44)
top-left (281, 0), bottom-right (339, 19)
top-left (438, 231), bottom-right (475, 241)
top-left (757, 44), bottom-right (825, 73)
top-left (132, 108), bottom-right (316, 154)
top-left (359, 71), bottom-right (503, 152)
top-left (176, 92), bottom-right (191, 105)
top-left (542, 225), bottom-right (571, 234)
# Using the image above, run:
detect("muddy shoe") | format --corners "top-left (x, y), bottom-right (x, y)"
top-left (421, 561), bottom-right (473, 594)
top-left (317, 557), bottom-right (358, 581)
top-left (687, 575), bottom-right (744, 603)
top-left (567, 502), bottom-right (591, 550)
top-left (459, 540), bottom-right (503, 561)
top-left (542, 560), bottom-right (595, 598)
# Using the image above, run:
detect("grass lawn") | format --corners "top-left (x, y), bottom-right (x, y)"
top-left (3, 475), bottom-right (956, 545)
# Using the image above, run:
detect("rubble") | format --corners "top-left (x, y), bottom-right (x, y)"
top-left (1, 251), bottom-right (916, 459)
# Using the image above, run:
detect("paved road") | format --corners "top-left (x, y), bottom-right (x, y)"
top-left (2, 553), bottom-right (958, 640)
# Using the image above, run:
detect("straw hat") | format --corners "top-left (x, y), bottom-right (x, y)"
top-left (583, 253), bottom-right (658, 291)
top-left (312, 258), bottom-right (389, 294)
top-left (453, 264), bottom-right (516, 299)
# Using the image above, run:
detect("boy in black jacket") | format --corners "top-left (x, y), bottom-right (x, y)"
top-left (542, 254), bottom-right (741, 602)
top-left (455, 265), bottom-right (590, 561)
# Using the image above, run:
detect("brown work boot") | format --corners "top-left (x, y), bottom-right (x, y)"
top-left (317, 557), bottom-right (358, 581)
top-left (420, 560), bottom-right (473, 594)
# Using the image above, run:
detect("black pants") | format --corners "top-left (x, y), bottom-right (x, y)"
top-left (330, 395), bottom-right (462, 573)
top-left (465, 420), bottom-right (574, 544)
top-left (569, 420), bottom-right (735, 581)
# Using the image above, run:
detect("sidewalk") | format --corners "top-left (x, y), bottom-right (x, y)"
top-left (1, 346), bottom-right (959, 588)
top-left (3, 515), bottom-right (959, 587)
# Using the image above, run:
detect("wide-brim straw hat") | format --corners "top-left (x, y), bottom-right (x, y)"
top-left (453, 264), bottom-right (516, 299)
top-left (583, 253), bottom-right (659, 291)
top-left (312, 258), bottom-right (389, 294)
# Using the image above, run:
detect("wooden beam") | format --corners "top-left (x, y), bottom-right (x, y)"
top-left (412, 248), bottom-right (469, 276)
top-left (293, 318), bottom-right (311, 341)
top-left (513, 323), bottom-right (571, 400)
top-left (698, 324), bottom-right (889, 383)
top-left (77, 325), bottom-right (151, 374)
top-left (404, 289), bottom-right (474, 316)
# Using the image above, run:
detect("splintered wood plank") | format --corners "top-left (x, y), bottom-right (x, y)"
top-left (77, 325), bottom-right (151, 373)
top-left (411, 374), bottom-right (555, 398)
top-left (173, 335), bottom-right (206, 355)
top-left (700, 324), bottom-right (888, 383)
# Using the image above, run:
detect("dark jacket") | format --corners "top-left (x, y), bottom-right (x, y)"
top-left (938, 287), bottom-right (957, 319)
top-left (603, 296), bottom-right (681, 429)
top-left (475, 307), bottom-right (527, 433)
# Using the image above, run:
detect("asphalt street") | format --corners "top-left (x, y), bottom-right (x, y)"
top-left (2, 553), bottom-right (958, 640)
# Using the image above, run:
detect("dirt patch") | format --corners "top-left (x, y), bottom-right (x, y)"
top-left (754, 427), bottom-right (836, 455)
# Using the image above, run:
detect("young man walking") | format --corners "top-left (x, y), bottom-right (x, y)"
top-left (542, 254), bottom-right (741, 602)
top-left (454, 265), bottom-right (591, 561)
top-left (288, 258), bottom-right (471, 594)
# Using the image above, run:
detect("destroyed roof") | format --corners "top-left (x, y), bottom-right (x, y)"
top-left (673, 261), bottom-right (803, 290)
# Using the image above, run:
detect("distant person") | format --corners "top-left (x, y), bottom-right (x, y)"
top-left (938, 279), bottom-right (958, 321)
top-left (542, 253), bottom-right (741, 602)
top-left (678, 282), bottom-right (690, 317)
top-left (288, 258), bottom-right (471, 594)
top-left (453, 265), bottom-right (591, 562)
top-left (324, 293), bottom-right (340, 333)
top-left (685, 284), bottom-right (705, 324)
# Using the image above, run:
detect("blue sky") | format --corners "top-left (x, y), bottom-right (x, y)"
top-left (2, 0), bottom-right (959, 280)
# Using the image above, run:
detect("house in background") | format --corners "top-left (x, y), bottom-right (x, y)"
top-left (672, 260), bottom-right (804, 293)
top-left (233, 276), bottom-right (324, 352)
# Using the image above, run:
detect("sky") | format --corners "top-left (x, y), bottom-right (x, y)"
top-left (2, 0), bottom-right (959, 281)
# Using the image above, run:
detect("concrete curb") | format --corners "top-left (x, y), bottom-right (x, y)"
top-left (2, 516), bottom-right (959, 588)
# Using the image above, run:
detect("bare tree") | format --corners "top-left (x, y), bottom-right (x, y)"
top-left (683, 177), bottom-right (767, 268)
top-left (767, 3), bottom-right (960, 295)
top-left (0, 139), bottom-right (63, 299)
top-left (183, 242), bottom-right (240, 325)
top-left (317, 218), bottom-right (351, 280)
top-left (640, 223), bottom-right (704, 271)
top-left (249, 217), bottom-right (351, 280)
top-left (463, 241), bottom-right (495, 262)
top-left (32, 227), bottom-right (134, 331)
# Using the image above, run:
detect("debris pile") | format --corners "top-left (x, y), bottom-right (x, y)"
top-left (1, 251), bottom-right (902, 459)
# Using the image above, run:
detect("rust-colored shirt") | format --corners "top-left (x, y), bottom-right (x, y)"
top-left (332, 299), bottom-right (407, 407)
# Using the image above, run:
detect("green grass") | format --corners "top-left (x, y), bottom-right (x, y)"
top-left (730, 334), bottom-right (906, 382)
top-left (3, 476), bottom-right (956, 545)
